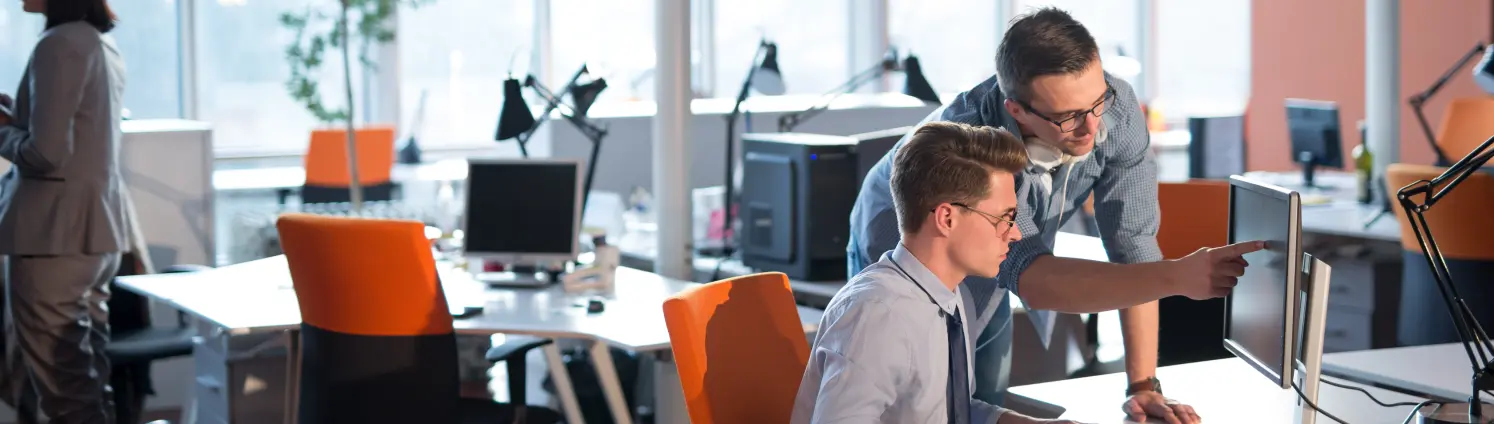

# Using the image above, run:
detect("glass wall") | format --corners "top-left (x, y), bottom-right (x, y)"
top-left (196, 0), bottom-right (366, 154)
top-left (398, 0), bottom-right (534, 148)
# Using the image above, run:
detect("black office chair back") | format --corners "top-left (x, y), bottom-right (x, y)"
top-left (301, 182), bottom-right (396, 204)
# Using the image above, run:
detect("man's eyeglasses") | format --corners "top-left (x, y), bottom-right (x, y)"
top-left (947, 203), bottom-right (1017, 237)
top-left (1016, 85), bottom-right (1116, 133)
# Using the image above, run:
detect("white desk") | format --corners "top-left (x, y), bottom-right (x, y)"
top-left (117, 255), bottom-right (823, 424)
top-left (1009, 358), bottom-right (1430, 423)
top-left (1243, 171), bottom-right (1402, 243)
top-left (1323, 342), bottom-right (1477, 402)
top-left (212, 159), bottom-right (469, 192)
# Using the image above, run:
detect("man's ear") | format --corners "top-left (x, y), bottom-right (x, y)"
top-left (1003, 98), bottom-right (1025, 121)
top-left (934, 205), bottom-right (957, 237)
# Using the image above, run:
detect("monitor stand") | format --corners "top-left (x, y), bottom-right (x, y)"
top-left (1295, 253), bottom-right (1332, 424)
top-left (1298, 151), bottom-right (1320, 190)
top-left (475, 264), bottom-right (555, 288)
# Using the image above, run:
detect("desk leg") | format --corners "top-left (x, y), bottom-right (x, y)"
top-left (588, 341), bottom-right (634, 424)
top-left (651, 353), bottom-right (690, 424)
top-left (541, 344), bottom-right (586, 424)
top-left (284, 330), bottom-right (301, 424)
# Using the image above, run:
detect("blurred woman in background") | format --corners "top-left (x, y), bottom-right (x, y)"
top-left (0, 0), bottom-right (127, 422)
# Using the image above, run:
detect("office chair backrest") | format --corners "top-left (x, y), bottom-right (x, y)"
top-left (276, 213), bottom-right (459, 424)
top-left (1437, 97), bottom-right (1494, 162)
top-left (1155, 179), bottom-right (1231, 366)
top-left (1386, 163), bottom-right (1494, 261)
top-left (1156, 180), bottom-right (1230, 260)
top-left (662, 272), bottom-right (809, 424)
top-left (304, 127), bottom-right (396, 186)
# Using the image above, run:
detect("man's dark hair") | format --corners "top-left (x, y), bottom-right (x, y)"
top-left (891, 122), bottom-right (1028, 234)
top-left (46, 0), bottom-right (116, 33)
top-left (996, 7), bottom-right (1099, 101)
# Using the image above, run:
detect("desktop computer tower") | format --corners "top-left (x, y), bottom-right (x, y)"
top-left (739, 133), bottom-right (858, 281)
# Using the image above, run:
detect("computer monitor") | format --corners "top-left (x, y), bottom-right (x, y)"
top-left (1285, 99), bottom-right (1344, 189)
top-left (1224, 175), bottom-right (1303, 389)
top-left (1187, 115), bottom-right (1246, 179)
top-left (851, 126), bottom-right (910, 188)
top-left (462, 158), bottom-right (584, 266)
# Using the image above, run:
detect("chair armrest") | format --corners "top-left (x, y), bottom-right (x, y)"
top-left (162, 264), bottom-right (212, 274)
top-left (485, 336), bottom-right (553, 364)
top-left (487, 335), bottom-right (555, 407)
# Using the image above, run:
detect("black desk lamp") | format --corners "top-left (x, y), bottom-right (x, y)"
top-left (494, 65), bottom-right (610, 214)
top-left (718, 40), bottom-right (785, 257)
top-left (496, 65), bottom-right (602, 158)
top-left (776, 50), bottom-right (941, 132)
top-left (1408, 41), bottom-right (1494, 166)
top-left (1398, 133), bottom-right (1494, 423)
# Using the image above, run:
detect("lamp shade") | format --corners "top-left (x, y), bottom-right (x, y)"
top-left (752, 43), bottom-right (786, 96)
top-left (1475, 46), bottom-right (1494, 95)
top-left (901, 55), bottom-right (941, 105)
top-left (495, 78), bottom-right (536, 140)
top-left (571, 77), bottom-right (609, 118)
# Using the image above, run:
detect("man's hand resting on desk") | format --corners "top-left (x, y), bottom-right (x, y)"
top-left (1122, 391), bottom-right (1199, 424)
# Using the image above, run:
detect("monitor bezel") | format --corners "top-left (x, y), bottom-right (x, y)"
top-left (460, 157), bottom-right (585, 265)
top-left (1223, 174), bottom-right (1303, 390)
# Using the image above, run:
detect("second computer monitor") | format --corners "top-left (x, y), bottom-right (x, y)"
top-left (463, 158), bottom-right (584, 265)
top-left (1285, 98), bottom-right (1344, 188)
top-left (1224, 175), bottom-right (1303, 389)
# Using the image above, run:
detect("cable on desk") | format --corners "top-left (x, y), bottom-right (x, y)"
top-left (1295, 381), bottom-right (1350, 424)
top-left (1401, 400), bottom-right (1445, 424)
top-left (1319, 376), bottom-right (1424, 408)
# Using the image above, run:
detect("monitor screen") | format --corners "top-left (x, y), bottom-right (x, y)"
top-left (1224, 175), bottom-right (1301, 389)
top-left (463, 159), bottom-right (582, 259)
top-left (1286, 99), bottom-right (1344, 169)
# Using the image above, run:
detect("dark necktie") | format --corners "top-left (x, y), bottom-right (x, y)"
top-left (947, 307), bottom-right (971, 424)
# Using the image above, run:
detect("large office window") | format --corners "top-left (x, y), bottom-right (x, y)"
top-left (1153, 0), bottom-right (1250, 118)
top-left (111, 0), bottom-right (183, 119)
top-left (714, 0), bottom-right (850, 97)
top-left (1012, 0), bottom-right (1144, 92)
top-left (888, 0), bottom-right (1000, 95)
top-left (196, 0), bottom-right (369, 154)
top-left (0, 2), bottom-right (181, 120)
top-left (398, 0), bottom-right (533, 147)
top-left (0, 5), bottom-right (43, 96)
top-left (551, 0), bottom-right (655, 104)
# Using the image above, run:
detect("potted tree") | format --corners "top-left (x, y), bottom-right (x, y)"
top-left (280, 0), bottom-right (432, 212)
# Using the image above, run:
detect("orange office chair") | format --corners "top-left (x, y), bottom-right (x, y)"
top-left (1385, 164), bottom-right (1494, 346)
top-left (662, 272), bottom-right (810, 424)
top-left (276, 214), bottom-right (561, 424)
top-left (1435, 97), bottom-right (1494, 164)
top-left (302, 127), bottom-right (397, 204)
top-left (1154, 180), bottom-right (1232, 366)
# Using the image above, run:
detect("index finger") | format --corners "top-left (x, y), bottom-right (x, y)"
top-left (1215, 240), bottom-right (1267, 258)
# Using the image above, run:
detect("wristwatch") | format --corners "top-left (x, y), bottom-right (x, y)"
top-left (1126, 376), bottom-right (1162, 396)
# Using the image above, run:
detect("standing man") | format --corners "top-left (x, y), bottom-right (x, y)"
top-left (849, 7), bottom-right (1262, 424)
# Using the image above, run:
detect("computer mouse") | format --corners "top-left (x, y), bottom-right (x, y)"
top-left (586, 298), bottom-right (606, 313)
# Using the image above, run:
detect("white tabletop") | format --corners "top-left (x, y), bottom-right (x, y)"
top-left (1323, 343), bottom-right (1476, 401)
top-left (213, 159), bottom-right (469, 192)
top-left (1009, 357), bottom-right (1430, 423)
top-left (116, 255), bottom-right (823, 352)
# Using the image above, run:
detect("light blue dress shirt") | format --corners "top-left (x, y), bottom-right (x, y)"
top-left (792, 244), bottom-right (1008, 424)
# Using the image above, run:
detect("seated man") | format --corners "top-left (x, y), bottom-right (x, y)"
top-left (792, 122), bottom-right (1080, 424)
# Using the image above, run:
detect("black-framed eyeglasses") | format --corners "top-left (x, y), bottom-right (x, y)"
top-left (943, 202), bottom-right (1017, 237)
top-left (1015, 85), bottom-right (1116, 133)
